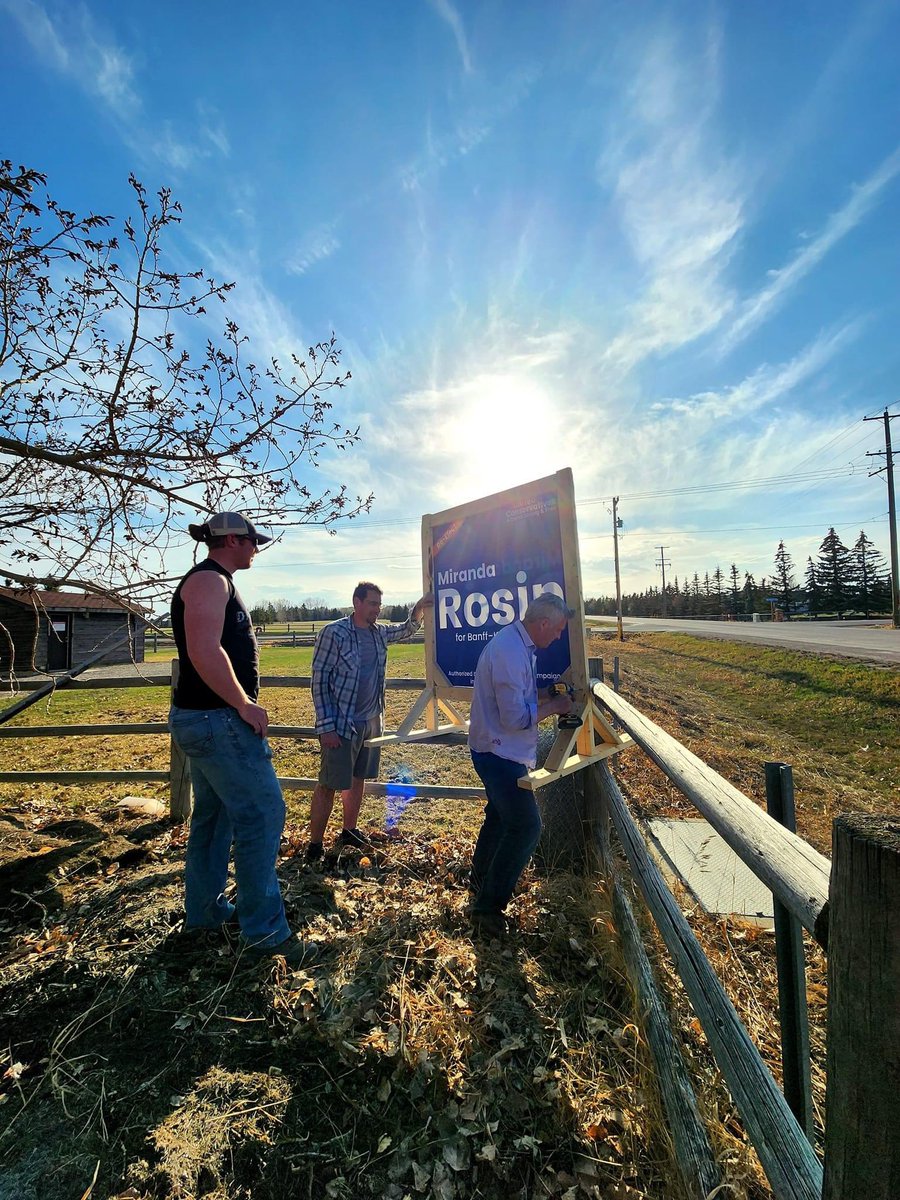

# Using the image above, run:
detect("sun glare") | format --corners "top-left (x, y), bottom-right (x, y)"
top-left (449, 372), bottom-right (562, 494)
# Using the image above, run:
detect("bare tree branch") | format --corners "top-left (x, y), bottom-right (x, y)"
top-left (0, 162), bottom-right (374, 608)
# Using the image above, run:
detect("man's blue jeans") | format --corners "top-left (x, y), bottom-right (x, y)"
top-left (169, 706), bottom-right (291, 948)
top-left (470, 750), bottom-right (541, 915)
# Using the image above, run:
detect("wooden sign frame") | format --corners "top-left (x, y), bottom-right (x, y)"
top-left (371, 469), bottom-right (628, 788)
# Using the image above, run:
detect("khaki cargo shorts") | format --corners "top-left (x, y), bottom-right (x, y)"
top-left (318, 714), bottom-right (384, 790)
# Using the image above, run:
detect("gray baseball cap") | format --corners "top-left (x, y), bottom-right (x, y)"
top-left (188, 512), bottom-right (272, 545)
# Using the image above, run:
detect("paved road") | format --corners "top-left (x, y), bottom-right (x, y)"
top-left (586, 616), bottom-right (900, 667)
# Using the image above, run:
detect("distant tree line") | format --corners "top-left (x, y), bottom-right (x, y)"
top-left (248, 598), bottom-right (410, 625)
top-left (586, 528), bottom-right (892, 620)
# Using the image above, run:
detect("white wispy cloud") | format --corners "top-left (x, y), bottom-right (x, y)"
top-left (1, 0), bottom-right (68, 67)
top-left (197, 101), bottom-right (231, 158)
top-left (3, 0), bottom-right (229, 174)
top-left (2, 0), bottom-right (140, 114)
top-left (92, 39), bottom-right (139, 116)
top-left (598, 28), bottom-right (743, 371)
top-left (285, 223), bottom-right (342, 276)
top-left (399, 64), bottom-right (541, 193)
top-left (722, 144), bottom-right (900, 351)
top-left (427, 0), bottom-right (473, 74)
top-left (653, 321), bottom-right (862, 422)
top-left (191, 239), bottom-right (313, 367)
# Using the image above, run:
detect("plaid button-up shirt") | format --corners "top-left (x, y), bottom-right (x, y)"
top-left (311, 613), bottom-right (421, 740)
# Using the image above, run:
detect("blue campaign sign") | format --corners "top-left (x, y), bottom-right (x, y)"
top-left (430, 486), bottom-right (571, 688)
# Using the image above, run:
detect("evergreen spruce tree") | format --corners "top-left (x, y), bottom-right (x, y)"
top-left (743, 572), bottom-right (757, 616)
top-left (816, 527), bottom-right (852, 616)
top-left (804, 558), bottom-right (822, 619)
top-left (729, 563), bottom-right (741, 617)
top-left (689, 573), bottom-right (701, 616)
top-left (712, 565), bottom-right (725, 614)
top-left (849, 530), bottom-right (888, 617)
top-left (773, 540), bottom-right (797, 619)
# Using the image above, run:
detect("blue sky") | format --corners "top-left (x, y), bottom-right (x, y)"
top-left (4, 0), bottom-right (899, 610)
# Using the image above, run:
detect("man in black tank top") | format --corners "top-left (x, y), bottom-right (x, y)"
top-left (169, 512), bottom-right (312, 965)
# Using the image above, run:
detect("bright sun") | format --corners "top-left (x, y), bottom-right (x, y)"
top-left (449, 372), bottom-right (562, 494)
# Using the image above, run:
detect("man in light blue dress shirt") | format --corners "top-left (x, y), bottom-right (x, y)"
top-left (467, 592), bottom-right (576, 938)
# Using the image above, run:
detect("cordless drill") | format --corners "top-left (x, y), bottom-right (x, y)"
top-left (548, 682), bottom-right (583, 728)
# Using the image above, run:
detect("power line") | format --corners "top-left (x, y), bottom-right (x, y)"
top-left (786, 416), bottom-right (868, 474)
top-left (583, 467), bottom-right (858, 505)
top-left (580, 514), bottom-right (888, 541)
top-left (279, 514), bottom-right (890, 566)
top-left (335, 464), bottom-right (863, 531)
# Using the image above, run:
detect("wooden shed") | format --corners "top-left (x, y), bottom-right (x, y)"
top-left (0, 588), bottom-right (145, 675)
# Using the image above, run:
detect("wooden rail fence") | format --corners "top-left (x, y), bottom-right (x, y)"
top-left (0, 670), bottom-right (482, 817)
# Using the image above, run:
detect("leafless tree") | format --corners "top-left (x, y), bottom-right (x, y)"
top-left (0, 162), bottom-right (372, 611)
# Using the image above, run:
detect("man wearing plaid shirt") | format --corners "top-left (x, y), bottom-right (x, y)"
top-left (307, 581), bottom-right (431, 861)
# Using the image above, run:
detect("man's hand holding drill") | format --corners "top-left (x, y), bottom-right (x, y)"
top-left (536, 682), bottom-right (580, 726)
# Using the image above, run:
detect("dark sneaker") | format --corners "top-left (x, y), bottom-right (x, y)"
top-left (220, 916), bottom-right (241, 947)
top-left (470, 911), bottom-right (507, 940)
top-left (305, 841), bottom-right (324, 864)
top-left (173, 917), bottom-right (239, 952)
top-left (340, 827), bottom-right (370, 849)
top-left (241, 935), bottom-right (319, 967)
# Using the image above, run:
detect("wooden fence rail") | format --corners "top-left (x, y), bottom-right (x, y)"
top-left (592, 680), bottom-right (831, 947)
top-left (594, 762), bottom-right (823, 1200)
top-left (0, 674), bottom-right (484, 815)
top-left (588, 673), bottom-right (898, 1200)
top-left (2, 673), bottom-right (427, 693)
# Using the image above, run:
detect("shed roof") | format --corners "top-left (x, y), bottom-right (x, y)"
top-left (0, 587), bottom-right (140, 614)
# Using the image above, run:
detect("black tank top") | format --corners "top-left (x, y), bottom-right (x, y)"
top-left (171, 560), bottom-right (259, 709)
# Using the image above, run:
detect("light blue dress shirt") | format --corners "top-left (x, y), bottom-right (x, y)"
top-left (468, 621), bottom-right (540, 768)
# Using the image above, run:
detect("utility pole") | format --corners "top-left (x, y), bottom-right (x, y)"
top-left (864, 408), bottom-right (899, 630)
top-left (656, 545), bottom-right (671, 618)
top-left (612, 497), bottom-right (624, 641)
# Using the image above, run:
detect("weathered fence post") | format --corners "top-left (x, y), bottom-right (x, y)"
top-left (585, 658), bottom-right (611, 869)
top-left (823, 814), bottom-right (900, 1199)
top-left (168, 659), bottom-right (192, 821)
top-left (533, 728), bottom-right (594, 873)
top-left (765, 762), bottom-right (814, 1143)
top-left (609, 866), bottom-right (722, 1200)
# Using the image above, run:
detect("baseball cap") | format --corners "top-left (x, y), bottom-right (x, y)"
top-left (187, 512), bottom-right (272, 545)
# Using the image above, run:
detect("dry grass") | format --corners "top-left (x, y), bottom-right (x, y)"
top-left (597, 631), bottom-right (899, 853)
